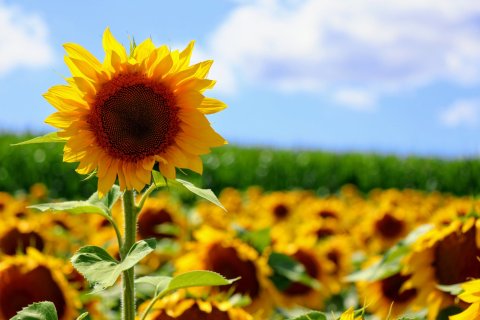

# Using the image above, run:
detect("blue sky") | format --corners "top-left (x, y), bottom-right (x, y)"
top-left (1, 0), bottom-right (480, 157)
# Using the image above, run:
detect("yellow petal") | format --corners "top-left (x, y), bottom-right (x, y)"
top-left (102, 27), bottom-right (127, 72)
top-left (197, 97), bottom-right (227, 114)
top-left (133, 37), bottom-right (155, 64)
top-left (98, 160), bottom-right (118, 198)
top-left (159, 162), bottom-right (176, 179)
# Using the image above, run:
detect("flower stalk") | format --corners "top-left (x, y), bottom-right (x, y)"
top-left (122, 189), bottom-right (138, 320)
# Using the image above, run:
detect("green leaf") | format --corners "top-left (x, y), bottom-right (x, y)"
top-left (159, 270), bottom-right (237, 297)
top-left (75, 313), bottom-right (89, 320)
top-left (170, 178), bottom-right (226, 211)
top-left (136, 275), bottom-right (172, 295)
top-left (268, 252), bottom-right (321, 291)
top-left (71, 239), bottom-right (156, 292)
top-left (29, 201), bottom-right (109, 219)
top-left (437, 283), bottom-right (464, 296)
top-left (345, 224), bottom-right (433, 282)
top-left (29, 200), bottom-right (109, 219)
top-left (10, 132), bottom-right (65, 146)
top-left (154, 223), bottom-right (180, 236)
top-left (236, 227), bottom-right (271, 253)
top-left (11, 301), bottom-right (58, 320)
top-left (288, 311), bottom-right (327, 320)
top-left (152, 170), bottom-right (167, 188)
top-left (87, 185), bottom-right (123, 211)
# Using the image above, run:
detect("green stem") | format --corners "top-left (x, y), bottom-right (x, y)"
top-left (108, 217), bottom-right (124, 256)
top-left (122, 189), bottom-right (138, 320)
top-left (137, 183), bottom-right (157, 211)
top-left (140, 290), bottom-right (166, 320)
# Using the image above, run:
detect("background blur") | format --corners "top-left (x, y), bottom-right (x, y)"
top-left (2, 0), bottom-right (480, 157)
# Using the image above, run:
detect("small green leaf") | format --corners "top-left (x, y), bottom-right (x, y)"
top-left (88, 185), bottom-right (123, 211)
top-left (11, 301), bottom-right (58, 320)
top-left (136, 275), bottom-right (172, 295)
top-left (75, 313), bottom-right (89, 320)
top-left (160, 270), bottom-right (237, 296)
top-left (268, 252), bottom-right (321, 291)
top-left (288, 311), bottom-right (327, 320)
top-left (29, 201), bottom-right (109, 219)
top-left (345, 224), bottom-right (433, 282)
top-left (11, 132), bottom-right (65, 146)
top-left (236, 227), bottom-right (271, 253)
top-left (152, 170), bottom-right (167, 188)
top-left (437, 283), bottom-right (464, 296)
top-left (154, 223), bottom-right (180, 236)
top-left (170, 178), bottom-right (226, 211)
top-left (71, 239), bottom-right (156, 293)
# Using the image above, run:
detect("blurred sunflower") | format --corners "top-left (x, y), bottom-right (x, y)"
top-left (140, 291), bottom-right (253, 320)
top-left (0, 249), bottom-right (80, 320)
top-left (270, 244), bottom-right (335, 310)
top-left (45, 28), bottom-right (226, 196)
top-left (404, 218), bottom-right (480, 319)
top-left (357, 272), bottom-right (418, 319)
top-left (0, 218), bottom-right (47, 256)
top-left (175, 227), bottom-right (273, 314)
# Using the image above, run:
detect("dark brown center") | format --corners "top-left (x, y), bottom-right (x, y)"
top-left (206, 243), bottom-right (260, 298)
top-left (318, 209), bottom-right (338, 219)
top-left (0, 265), bottom-right (67, 319)
top-left (138, 208), bottom-right (175, 239)
top-left (316, 227), bottom-right (335, 240)
top-left (284, 250), bottom-right (319, 296)
top-left (433, 227), bottom-right (480, 285)
top-left (375, 213), bottom-right (405, 239)
top-left (273, 204), bottom-right (289, 219)
top-left (89, 74), bottom-right (180, 161)
top-left (380, 274), bottom-right (417, 303)
top-left (0, 228), bottom-right (44, 255)
top-left (153, 304), bottom-right (230, 320)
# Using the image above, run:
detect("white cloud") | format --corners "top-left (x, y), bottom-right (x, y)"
top-left (206, 0), bottom-right (480, 105)
top-left (440, 100), bottom-right (480, 127)
top-left (0, 1), bottom-right (53, 76)
top-left (332, 88), bottom-right (377, 111)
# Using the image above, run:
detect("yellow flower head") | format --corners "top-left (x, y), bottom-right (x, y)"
top-left (45, 28), bottom-right (227, 196)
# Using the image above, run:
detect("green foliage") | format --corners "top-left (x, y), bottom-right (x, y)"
top-left (345, 224), bottom-right (432, 282)
top-left (11, 301), bottom-right (58, 320)
top-left (236, 227), bottom-right (271, 253)
top-left (4, 133), bottom-right (480, 198)
top-left (287, 311), bottom-right (327, 320)
top-left (268, 252), bottom-right (320, 291)
top-left (71, 239), bottom-right (156, 292)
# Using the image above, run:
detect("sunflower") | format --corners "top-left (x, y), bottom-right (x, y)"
top-left (357, 271), bottom-right (418, 319)
top-left (403, 217), bottom-right (480, 319)
top-left (45, 28), bottom-right (227, 196)
top-left (139, 291), bottom-right (254, 320)
top-left (0, 218), bottom-right (48, 256)
top-left (175, 227), bottom-right (273, 315)
top-left (0, 248), bottom-right (80, 320)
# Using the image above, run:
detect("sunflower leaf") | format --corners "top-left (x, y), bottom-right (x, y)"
top-left (152, 170), bottom-right (167, 188)
top-left (29, 201), bottom-right (110, 219)
top-left (169, 178), bottom-right (226, 211)
top-left (268, 252), bottom-right (321, 291)
top-left (136, 275), bottom-right (172, 296)
top-left (236, 226), bottom-right (271, 253)
top-left (10, 132), bottom-right (65, 146)
top-left (287, 311), bottom-right (327, 320)
top-left (75, 313), bottom-right (89, 320)
top-left (71, 239), bottom-right (156, 293)
top-left (87, 185), bottom-right (123, 211)
top-left (158, 270), bottom-right (238, 297)
top-left (11, 301), bottom-right (58, 320)
top-left (345, 224), bottom-right (433, 282)
top-left (436, 283), bottom-right (464, 295)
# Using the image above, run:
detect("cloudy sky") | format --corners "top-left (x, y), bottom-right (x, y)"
top-left (1, 0), bottom-right (480, 157)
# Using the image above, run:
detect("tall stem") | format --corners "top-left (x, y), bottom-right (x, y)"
top-left (122, 189), bottom-right (137, 320)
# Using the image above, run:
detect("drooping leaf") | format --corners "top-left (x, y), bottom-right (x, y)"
top-left (11, 132), bottom-right (65, 146)
top-left (29, 201), bottom-right (109, 219)
top-left (71, 239), bottom-right (156, 292)
top-left (268, 252), bottom-right (320, 291)
top-left (11, 301), bottom-right (58, 320)
top-left (136, 275), bottom-right (172, 295)
top-left (152, 170), bottom-right (167, 188)
top-left (345, 224), bottom-right (433, 282)
top-left (287, 311), bottom-right (327, 320)
top-left (170, 178), bottom-right (226, 211)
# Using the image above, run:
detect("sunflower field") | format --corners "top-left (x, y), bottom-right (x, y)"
top-left (1, 167), bottom-right (480, 319)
